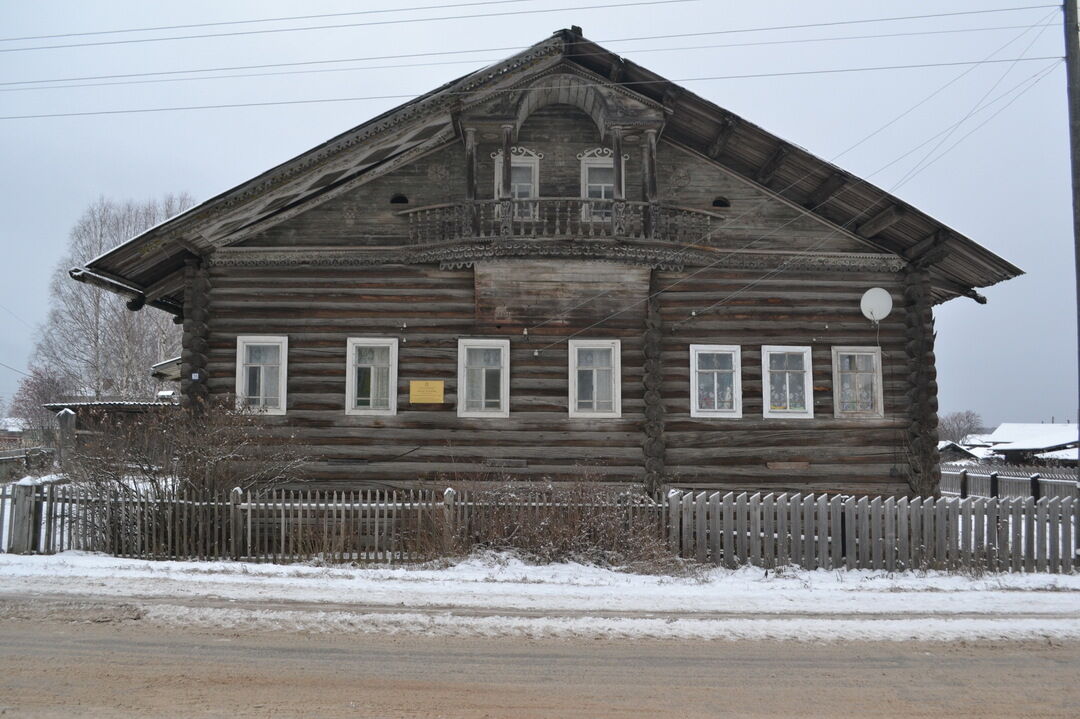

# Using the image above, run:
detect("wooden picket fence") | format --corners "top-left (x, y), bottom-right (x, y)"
top-left (0, 484), bottom-right (664, 564)
top-left (2, 483), bottom-right (1076, 573)
top-left (941, 467), bottom-right (1078, 501)
top-left (666, 490), bottom-right (1076, 574)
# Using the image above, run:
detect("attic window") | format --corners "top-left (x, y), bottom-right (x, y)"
top-left (390, 194), bottom-right (409, 204)
top-left (712, 196), bottom-right (731, 208)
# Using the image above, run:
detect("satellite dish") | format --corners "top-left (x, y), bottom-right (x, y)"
top-left (860, 287), bottom-right (893, 322)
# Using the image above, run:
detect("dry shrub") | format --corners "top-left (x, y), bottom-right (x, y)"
top-left (66, 399), bottom-right (307, 496)
top-left (442, 481), bottom-right (687, 571)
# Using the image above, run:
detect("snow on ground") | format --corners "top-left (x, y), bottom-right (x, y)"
top-left (2, 551), bottom-right (1078, 641)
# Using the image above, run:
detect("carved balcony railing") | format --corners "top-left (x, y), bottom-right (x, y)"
top-left (398, 199), bottom-right (722, 245)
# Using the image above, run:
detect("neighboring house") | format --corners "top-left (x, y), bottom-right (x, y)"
top-left (1034, 448), bottom-right (1078, 466)
top-left (937, 440), bottom-right (981, 464)
top-left (982, 423), bottom-right (1079, 465)
top-left (64, 28), bottom-right (1021, 496)
top-left (0, 417), bottom-right (27, 450)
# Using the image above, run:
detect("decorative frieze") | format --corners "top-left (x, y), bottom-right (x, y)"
top-left (210, 244), bottom-right (906, 274)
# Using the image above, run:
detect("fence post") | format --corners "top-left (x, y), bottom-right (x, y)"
top-left (959, 470), bottom-right (968, 499)
top-left (442, 488), bottom-right (456, 552)
top-left (989, 472), bottom-right (999, 499)
top-left (230, 487), bottom-right (242, 561)
top-left (1029, 473), bottom-right (1041, 501)
top-left (667, 490), bottom-right (681, 554)
top-left (8, 483), bottom-right (34, 554)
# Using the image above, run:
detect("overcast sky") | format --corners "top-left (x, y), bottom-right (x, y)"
top-left (0, 0), bottom-right (1076, 427)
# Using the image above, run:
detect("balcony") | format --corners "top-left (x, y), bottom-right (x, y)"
top-left (398, 198), bottom-right (722, 245)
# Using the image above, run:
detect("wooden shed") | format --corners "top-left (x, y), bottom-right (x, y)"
top-left (70, 29), bottom-right (1021, 496)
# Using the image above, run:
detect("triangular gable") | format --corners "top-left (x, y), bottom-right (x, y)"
top-left (77, 27), bottom-right (1021, 310)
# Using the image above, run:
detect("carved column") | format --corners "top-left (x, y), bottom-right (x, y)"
top-left (611, 127), bottom-right (627, 235)
top-left (180, 258), bottom-right (211, 411)
top-left (903, 266), bottom-right (940, 495)
top-left (641, 271), bottom-right (667, 494)
top-left (642, 128), bottom-right (659, 238)
top-left (499, 124), bottom-right (513, 236)
top-left (464, 127), bottom-right (478, 236)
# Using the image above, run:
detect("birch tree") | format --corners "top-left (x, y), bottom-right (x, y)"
top-left (30, 194), bottom-right (194, 400)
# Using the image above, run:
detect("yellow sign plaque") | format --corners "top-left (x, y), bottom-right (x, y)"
top-left (409, 380), bottom-right (445, 404)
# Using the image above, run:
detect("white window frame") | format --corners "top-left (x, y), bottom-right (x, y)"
top-left (493, 150), bottom-right (540, 220)
top-left (831, 346), bottom-right (884, 419)
top-left (579, 150), bottom-right (626, 221)
top-left (457, 338), bottom-right (511, 418)
top-left (568, 339), bottom-right (622, 419)
top-left (689, 344), bottom-right (742, 419)
top-left (235, 335), bottom-right (288, 416)
top-left (761, 345), bottom-right (814, 420)
top-left (345, 337), bottom-right (398, 416)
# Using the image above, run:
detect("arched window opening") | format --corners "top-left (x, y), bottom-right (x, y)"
top-left (390, 194), bottom-right (409, 204)
top-left (712, 196), bottom-right (731, 208)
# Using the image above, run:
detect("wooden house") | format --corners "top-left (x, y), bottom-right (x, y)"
top-left (69, 29), bottom-right (1021, 496)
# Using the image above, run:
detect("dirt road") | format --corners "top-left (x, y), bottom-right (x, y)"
top-left (0, 603), bottom-right (1076, 718)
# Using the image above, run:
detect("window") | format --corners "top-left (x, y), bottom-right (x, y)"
top-left (235, 336), bottom-right (288, 415)
top-left (580, 154), bottom-right (617, 220)
top-left (831, 346), bottom-right (884, 418)
top-left (493, 149), bottom-right (540, 219)
top-left (690, 345), bottom-right (742, 418)
top-left (457, 339), bottom-right (510, 418)
top-left (568, 339), bottom-right (621, 418)
top-left (761, 345), bottom-right (813, 419)
top-left (346, 338), bottom-right (398, 416)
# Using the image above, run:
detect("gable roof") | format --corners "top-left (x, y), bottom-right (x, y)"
top-left (72, 28), bottom-right (1022, 313)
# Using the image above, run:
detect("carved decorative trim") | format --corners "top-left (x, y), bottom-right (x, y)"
top-left (490, 146), bottom-right (545, 160)
top-left (210, 244), bottom-right (906, 273)
top-left (576, 147), bottom-right (629, 161)
top-left (462, 62), bottom-right (667, 115)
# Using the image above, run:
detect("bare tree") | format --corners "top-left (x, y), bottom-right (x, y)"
top-left (939, 410), bottom-right (984, 443)
top-left (9, 366), bottom-right (75, 444)
top-left (32, 194), bottom-right (193, 400)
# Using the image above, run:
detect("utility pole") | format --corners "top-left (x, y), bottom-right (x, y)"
top-left (1063, 0), bottom-right (1080, 536)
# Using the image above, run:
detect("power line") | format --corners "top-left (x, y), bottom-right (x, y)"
top-left (0, 24), bottom-right (1056, 95)
top-left (0, 0), bottom-right (543, 42)
top-left (0, 21), bottom-right (1055, 89)
top-left (0, 360), bottom-right (31, 378)
top-left (0, 0), bottom-right (701, 53)
top-left (893, 15), bottom-right (1056, 190)
top-left (0, 56), bottom-right (1060, 121)
top-left (0, 300), bottom-right (35, 331)
top-left (673, 62), bottom-right (1060, 328)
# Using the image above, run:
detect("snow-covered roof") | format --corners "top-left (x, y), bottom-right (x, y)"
top-left (937, 440), bottom-right (977, 457)
top-left (961, 433), bottom-right (994, 447)
top-left (986, 423), bottom-right (1078, 452)
top-left (1035, 448), bottom-right (1078, 462)
top-left (0, 417), bottom-right (27, 433)
top-left (150, 356), bottom-right (181, 381)
top-left (43, 401), bottom-right (177, 411)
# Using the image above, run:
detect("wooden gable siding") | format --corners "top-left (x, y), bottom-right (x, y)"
top-left (654, 143), bottom-right (873, 253)
top-left (656, 266), bottom-right (912, 496)
top-left (240, 143), bottom-right (466, 247)
top-left (238, 106), bottom-right (884, 257)
top-left (205, 263), bottom-right (647, 487)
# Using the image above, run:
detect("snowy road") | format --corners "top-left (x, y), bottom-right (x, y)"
top-left (0, 615), bottom-right (1077, 718)
top-left (1, 551), bottom-right (1079, 641)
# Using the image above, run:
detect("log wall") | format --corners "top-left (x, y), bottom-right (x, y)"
top-left (205, 262), bottom-right (648, 487)
top-left (205, 259), bottom-right (919, 495)
top-left (656, 266), bottom-right (913, 496)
